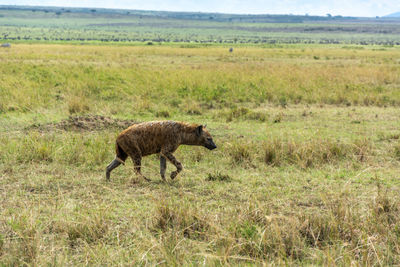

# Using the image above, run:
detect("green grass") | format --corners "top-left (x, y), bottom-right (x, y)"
top-left (1, 43), bottom-right (400, 265)
top-left (1, 44), bottom-right (400, 115)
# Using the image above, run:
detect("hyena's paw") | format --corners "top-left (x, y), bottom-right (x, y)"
top-left (170, 171), bottom-right (178, 180)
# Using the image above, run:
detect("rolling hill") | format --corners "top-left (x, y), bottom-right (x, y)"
top-left (385, 12), bottom-right (400, 17)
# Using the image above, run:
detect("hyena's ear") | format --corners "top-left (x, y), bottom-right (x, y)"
top-left (195, 125), bottom-right (203, 137)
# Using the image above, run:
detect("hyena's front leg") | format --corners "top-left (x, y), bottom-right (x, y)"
top-left (162, 151), bottom-right (182, 180)
top-left (160, 155), bottom-right (167, 181)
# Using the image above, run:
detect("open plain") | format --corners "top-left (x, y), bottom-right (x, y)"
top-left (1, 43), bottom-right (400, 265)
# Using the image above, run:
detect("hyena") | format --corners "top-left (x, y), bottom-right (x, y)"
top-left (106, 121), bottom-right (217, 181)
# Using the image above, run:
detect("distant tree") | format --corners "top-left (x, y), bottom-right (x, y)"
top-left (327, 13), bottom-right (332, 17)
top-left (90, 9), bottom-right (96, 13)
top-left (55, 12), bottom-right (62, 16)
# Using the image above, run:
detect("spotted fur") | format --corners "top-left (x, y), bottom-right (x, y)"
top-left (106, 121), bottom-right (217, 181)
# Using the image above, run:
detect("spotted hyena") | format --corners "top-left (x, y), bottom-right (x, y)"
top-left (106, 121), bottom-right (217, 181)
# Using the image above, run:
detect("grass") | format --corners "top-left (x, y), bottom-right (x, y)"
top-left (263, 138), bottom-right (371, 168)
top-left (1, 44), bottom-right (400, 115)
top-left (1, 43), bottom-right (400, 265)
top-left (206, 171), bottom-right (232, 182)
top-left (1, 7), bottom-right (400, 45)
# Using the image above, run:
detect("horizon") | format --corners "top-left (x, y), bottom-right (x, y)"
top-left (0, 1), bottom-right (399, 17)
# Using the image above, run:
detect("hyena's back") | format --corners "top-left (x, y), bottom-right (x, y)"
top-left (116, 121), bottom-right (184, 156)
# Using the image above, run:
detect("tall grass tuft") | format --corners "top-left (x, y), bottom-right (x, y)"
top-left (153, 203), bottom-right (212, 241)
top-left (47, 209), bottom-right (110, 248)
top-left (206, 171), bottom-right (232, 182)
top-left (4, 132), bottom-right (112, 167)
top-left (67, 96), bottom-right (90, 114)
top-left (229, 189), bottom-right (400, 264)
top-left (264, 138), bottom-right (372, 168)
top-left (65, 216), bottom-right (109, 246)
top-left (2, 215), bottom-right (39, 265)
top-left (228, 141), bottom-right (254, 167)
top-left (393, 143), bottom-right (400, 160)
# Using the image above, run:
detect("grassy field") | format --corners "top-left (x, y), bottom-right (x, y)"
top-left (1, 43), bottom-right (400, 265)
top-left (1, 6), bottom-right (400, 44)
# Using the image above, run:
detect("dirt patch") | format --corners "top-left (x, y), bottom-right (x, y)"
top-left (28, 115), bottom-right (138, 132)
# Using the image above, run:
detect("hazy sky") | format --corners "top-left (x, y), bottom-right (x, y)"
top-left (1, 0), bottom-right (399, 17)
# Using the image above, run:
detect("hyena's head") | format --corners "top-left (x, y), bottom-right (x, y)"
top-left (195, 125), bottom-right (217, 150)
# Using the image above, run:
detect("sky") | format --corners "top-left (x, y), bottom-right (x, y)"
top-left (1, 0), bottom-right (399, 17)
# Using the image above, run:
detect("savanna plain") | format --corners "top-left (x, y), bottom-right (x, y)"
top-left (1, 43), bottom-right (400, 265)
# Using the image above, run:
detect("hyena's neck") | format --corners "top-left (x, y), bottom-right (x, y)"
top-left (179, 123), bottom-right (199, 146)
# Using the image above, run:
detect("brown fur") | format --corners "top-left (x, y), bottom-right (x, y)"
top-left (106, 121), bottom-right (216, 181)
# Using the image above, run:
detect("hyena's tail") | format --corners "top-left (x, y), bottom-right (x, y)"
top-left (115, 142), bottom-right (128, 162)
top-left (106, 142), bottom-right (128, 181)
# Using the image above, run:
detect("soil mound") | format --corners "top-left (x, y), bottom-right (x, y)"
top-left (28, 115), bottom-right (138, 132)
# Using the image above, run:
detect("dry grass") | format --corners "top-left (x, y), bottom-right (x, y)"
top-left (67, 96), bottom-right (90, 114)
top-left (1, 43), bottom-right (400, 265)
top-left (228, 187), bottom-right (400, 265)
top-left (228, 142), bottom-right (253, 165)
top-left (153, 203), bottom-right (212, 241)
top-left (264, 138), bottom-right (372, 168)
top-left (206, 171), bottom-right (232, 182)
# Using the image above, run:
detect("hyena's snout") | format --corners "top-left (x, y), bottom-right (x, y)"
top-left (205, 139), bottom-right (217, 150)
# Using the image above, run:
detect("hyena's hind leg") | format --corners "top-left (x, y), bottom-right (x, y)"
top-left (126, 148), bottom-right (150, 182)
top-left (131, 155), bottom-right (151, 182)
top-left (160, 155), bottom-right (167, 181)
top-left (106, 144), bottom-right (127, 181)
top-left (106, 157), bottom-right (125, 181)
